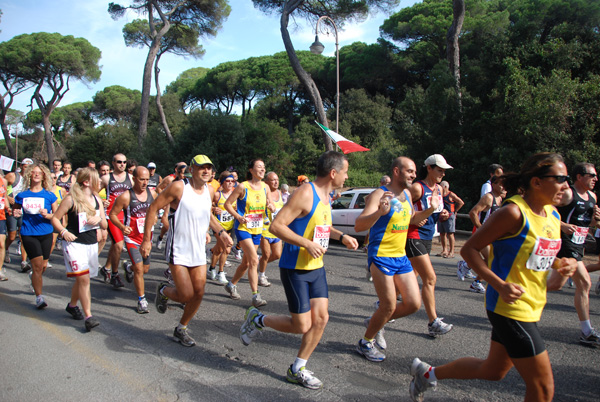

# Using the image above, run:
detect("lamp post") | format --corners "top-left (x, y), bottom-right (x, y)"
top-left (310, 15), bottom-right (339, 134)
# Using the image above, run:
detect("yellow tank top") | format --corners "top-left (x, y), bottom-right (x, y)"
top-left (486, 195), bottom-right (562, 322)
top-left (53, 187), bottom-right (65, 205)
top-left (263, 190), bottom-right (285, 239)
top-left (235, 181), bottom-right (268, 235)
top-left (214, 191), bottom-right (235, 231)
top-left (368, 189), bottom-right (412, 257)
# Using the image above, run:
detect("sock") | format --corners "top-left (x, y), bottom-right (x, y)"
top-left (85, 315), bottom-right (92, 320)
top-left (68, 303), bottom-right (77, 308)
top-left (292, 358), bottom-right (308, 374)
top-left (138, 294), bottom-right (145, 301)
top-left (177, 323), bottom-right (187, 331)
top-left (581, 320), bottom-right (592, 336)
top-left (209, 266), bottom-right (215, 271)
top-left (253, 314), bottom-right (265, 328)
top-left (361, 337), bottom-right (375, 345)
top-left (424, 367), bottom-right (437, 383)
top-left (258, 272), bottom-right (265, 278)
top-left (252, 291), bottom-right (259, 296)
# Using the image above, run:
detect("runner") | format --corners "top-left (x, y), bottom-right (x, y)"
top-left (109, 166), bottom-right (157, 314)
top-left (47, 171), bottom-right (66, 257)
top-left (155, 162), bottom-right (187, 251)
top-left (51, 168), bottom-right (107, 331)
top-left (238, 151), bottom-right (358, 389)
top-left (0, 172), bottom-right (10, 281)
top-left (354, 156), bottom-right (421, 362)
top-left (13, 163), bottom-right (58, 309)
top-left (223, 159), bottom-right (274, 307)
top-left (96, 161), bottom-right (111, 256)
top-left (207, 171), bottom-right (235, 285)
top-left (406, 154), bottom-right (454, 337)
top-left (258, 171), bottom-right (285, 287)
top-left (146, 162), bottom-right (162, 192)
top-left (52, 159), bottom-right (63, 176)
top-left (5, 158), bottom-right (33, 270)
top-left (140, 155), bottom-right (233, 347)
top-left (556, 162), bottom-right (600, 347)
top-left (99, 153), bottom-right (133, 288)
top-left (409, 152), bottom-right (577, 402)
top-left (436, 181), bottom-right (464, 258)
top-left (56, 161), bottom-right (75, 193)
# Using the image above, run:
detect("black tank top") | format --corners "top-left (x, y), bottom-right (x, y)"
top-left (66, 196), bottom-right (100, 245)
top-left (57, 175), bottom-right (72, 192)
top-left (148, 173), bottom-right (161, 190)
top-left (479, 193), bottom-right (501, 224)
top-left (557, 186), bottom-right (595, 227)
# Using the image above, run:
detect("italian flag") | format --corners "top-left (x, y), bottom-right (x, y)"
top-left (315, 121), bottom-right (370, 154)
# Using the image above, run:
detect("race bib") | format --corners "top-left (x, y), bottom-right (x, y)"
top-left (426, 194), bottom-right (444, 214)
top-left (526, 237), bottom-right (561, 272)
top-left (313, 225), bottom-right (331, 249)
top-left (23, 197), bottom-right (45, 215)
top-left (246, 213), bottom-right (263, 229)
top-left (219, 211), bottom-right (233, 223)
top-left (0, 197), bottom-right (4, 210)
top-left (136, 217), bottom-right (146, 234)
top-left (271, 208), bottom-right (281, 220)
top-left (571, 226), bottom-right (589, 245)
top-left (78, 211), bottom-right (100, 232)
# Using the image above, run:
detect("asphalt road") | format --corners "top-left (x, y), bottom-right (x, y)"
top-left (0, 236), bottom-right (599, 402)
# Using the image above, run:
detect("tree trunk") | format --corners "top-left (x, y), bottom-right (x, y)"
top-left (42, 113), bottom-right (56, 164)
top-left (154, 54), bottom-right (174, 145)
top-left (447, 0), bottom-right (465, 124)
top-left (0, 122), bottom-right (16, 159)
top-left (281, 1), bottom-right (333, 151)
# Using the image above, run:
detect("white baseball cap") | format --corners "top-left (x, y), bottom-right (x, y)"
top-left (424, 154), bottom-right (453, 169)
top-left (147, 162), bottom-right (156, 169)
top-left (21, 158), bottom-right (34, 165)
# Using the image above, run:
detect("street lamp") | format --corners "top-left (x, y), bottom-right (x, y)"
top-left (310, 15), bottom-right (339, 134)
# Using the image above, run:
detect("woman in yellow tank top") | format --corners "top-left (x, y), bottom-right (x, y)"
top-left (207, 171), bottom-right (236, 284)
top-left (224, 159), bottom-right (274, 307)
top-left (409, 153), bottom-right (578, 402)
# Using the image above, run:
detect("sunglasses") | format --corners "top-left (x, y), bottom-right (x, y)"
top-left (115, 160), bottom-right (127, 164)
top-left (584, 173), bottom-right (597, 178)
top-left (540, 175), bottom-right (570, 183)
top-left (224, 179), bottom-right (235, 183)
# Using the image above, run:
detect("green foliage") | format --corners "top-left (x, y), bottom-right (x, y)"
top-left (92, 85), bottom-right (141, 123)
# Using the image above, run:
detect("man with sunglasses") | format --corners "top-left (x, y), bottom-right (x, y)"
top-left (556, 162), bottom-right (600, 347)
top-left (99, 153), bottom-right (133, 288)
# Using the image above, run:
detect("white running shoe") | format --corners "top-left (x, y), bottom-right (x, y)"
top-left (428, 317), bottom-right (453, 337)
top-left (16, 241), bottom-right (21, 256)
top-left (234, 249), bottom-right (242, 260)
top-left (224, 260), bottom-right (231, 267)
top-left (157, 238), bottom-right (165, 250)
top-left (207, 267), bottom-right (217, 280)
top-left (0, 267), bottom-right (7, 281)
top-left (356, 339), bottom-right (386, 362)
top-left (470, 280), bottom-right (486, 294)
top-left (409, 358), bottom-right (437, 402)
top-left (225, 282), bottom-right (241, 300)
top-left (216, 271), bottom-right (228, 285)
top-left (364, 317), bottom-right (386, 350)
top-left (252, 293), bottom-right (267, 307)
top-left (258, 275), bottom-right (271, 287)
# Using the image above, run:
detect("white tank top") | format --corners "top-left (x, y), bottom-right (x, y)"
top-left (165, 181), bottom-right (211, 267)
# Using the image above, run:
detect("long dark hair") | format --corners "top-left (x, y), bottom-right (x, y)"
top-left (503, 152), bottom-right (564, 197)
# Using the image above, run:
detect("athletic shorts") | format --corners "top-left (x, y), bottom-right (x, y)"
top-left (235, 228), bottom-right (261, 246)
top-left (262, 236), bottom-right (281, 245)
top-left (487, 310), bottom-right (546, 358)
top-left (406, 238), bottom-right (432, 258)
top-left (280, 267), bottom-right (328, 314)
top-left (557, 239), bottom-right (584, 262)
top-left (437, 214), bottom-right (456, 234)
top-left (6, 214), bottom-right (22, 233)
top-left (107, 210), bottom-right (125, 243)
top-left (63, 241), bottom-right (99, 278)
top-left (368, 255), bottom-right (413, 276)
top-left (126, 241), bottom-right (150, 265)
top-left (0, 220), bottom-right (6, 235)
top-left (21, 233), bottom-right (53, 260)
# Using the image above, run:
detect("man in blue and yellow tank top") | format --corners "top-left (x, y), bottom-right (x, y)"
top-left (238, 151), bottom-right (358, 390)
top-left (354, 156), bottom-right (422, 362)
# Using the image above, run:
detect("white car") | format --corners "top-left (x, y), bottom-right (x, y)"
top-left (331, 188), bottom-right (376, 240)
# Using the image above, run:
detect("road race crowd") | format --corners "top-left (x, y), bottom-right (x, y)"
top-left (0, 151), bottom-right (598, 401)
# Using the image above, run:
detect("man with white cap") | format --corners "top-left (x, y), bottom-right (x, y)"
top-left (406, 154), bottom-right (454, 337)
top-left (141, 155), bottom-right (233, 347)
top-left (146, 162), bottom-right (162, 192)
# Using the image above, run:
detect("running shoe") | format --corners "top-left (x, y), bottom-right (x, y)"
top-left (16, 240), bottom-right (21, 256)
top-left (157, 237), bottom-right (165, 250)
top-left (123, 261), bottom-right (134, 283)
top-left (240, 306), bottom-right (262, 346)
top-left (155, 282), bottom-right (169, 314)
top-left (568, 277), bottom-right (574, 288)
top-left (428, 317), bottom-right (453, 337)
top-left (224, 260), bottom-right (231, 267)
top-left (4, 254), bottom-right (9, 264)
top-left (364, 317), bottom-right (386, 350)
top-left (216, 271), bottom-right (228, 285)
top-left (55, 241), bottom-right (62, 251)
top-left (85, 316), bottom-right (100, 332)
top-left (28, 271), bottom-right (34, 293)
top-left (225, 282), bottom-right (241, 300)
top-left (173, 327), bottom-right (196, 347)
top-left (470, 280), bottom-right (486, 294)
top-left (66, 303), bottom-right (84, 320)
top-left (456, 260), bottom-right (467, 281)
top-left (234, 249), bottom-right (242, 260)
top-left (356, 339), bottom-right (386, 362)
top-left (595, 280), bottom-right (600, 296)
top-left (137, 298), bottom-right (149, 314)
top-left (110, 273), bottom-right (125, 288)
top-left (366, 265), bottom-right (372, 282)
top-left (163, 268), bottom-right (174, 285)
top-left (286, 366), bottom-right (323, 390)
top-left (35, 295), bottom-right (47, 309)
top-left (0, 267), bottom-right (7, 281)
top-left (20, 260), bottom-right (31, 273)
top-left (100, 266), bottom-right (111, 283)
top-left (409, 357), bottom-right (437, 402)
top-left (579, 329), bottom-right (600, 348)
top-left (252, 293), bottom-right (267, 307)
top-left (207, 267), bottom-right (217, 280)
top-left (257, 275), bottom-right (271, 287)
top-left (46, 262), bottom-right (52, 269)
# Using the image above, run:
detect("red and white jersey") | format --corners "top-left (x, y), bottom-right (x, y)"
top-left (124, 188), bottom-right (154, 245)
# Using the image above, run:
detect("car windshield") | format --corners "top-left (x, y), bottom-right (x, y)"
top-left (332, 193), bottom-right (353, 209)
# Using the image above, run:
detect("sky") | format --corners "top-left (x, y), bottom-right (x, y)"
top-left (0, 0), bottom-right (417, 115)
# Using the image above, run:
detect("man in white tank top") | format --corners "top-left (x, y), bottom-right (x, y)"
top-left (140, 155), bottom-right (233, 347)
